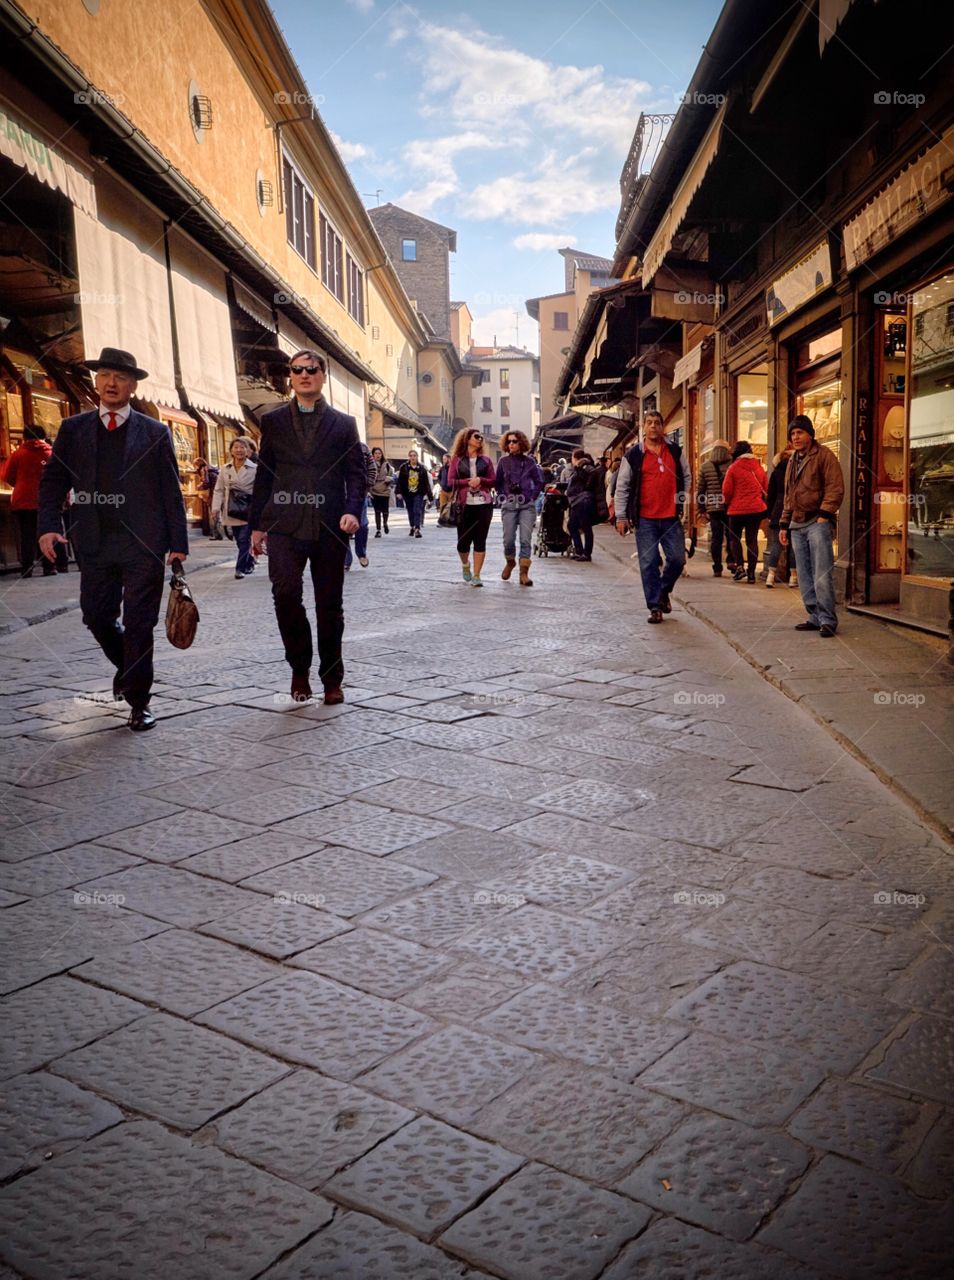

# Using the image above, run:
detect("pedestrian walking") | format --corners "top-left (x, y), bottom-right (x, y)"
top-left (396, 448), bottom-right (432, 537)
top-left (614, 410), bottom-right (692, 623)
top-left (448, 427), bottom-right (495, 587)
top-left (2, 426), bottom-right (60, 577)
top-left (605, 456), bottom-right (621, 523)
top-left (37, 347), bottom-right (189, 730)
top-left (437, 452), bottom-right (453, 520)
top-left (695, 439), bottom-right (735, 576)
top-left (211, 438), bottom-right (257, 579)
top-left (249, 348), bottom-right (366, 704)
top-left (780, 414), bottom-right (845, 636)
top-left (763, 444), bottom-right (794, 586)
top-left (344, 441), bottom-right (375, 570)
top-left (565, 449), bottom-right (600, 561)
top-left (495, 430), bottom-right (544, 586)
top-left (369, 447), bottom-right (393, 537)
top-left (722, 440), bottom-right (768, 583)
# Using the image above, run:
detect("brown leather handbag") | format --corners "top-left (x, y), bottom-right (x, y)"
top-left (165, 558), bottom-right (199, 649)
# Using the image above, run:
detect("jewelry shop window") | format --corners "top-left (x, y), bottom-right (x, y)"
top-left (907, 271), bottom-right (954, 581)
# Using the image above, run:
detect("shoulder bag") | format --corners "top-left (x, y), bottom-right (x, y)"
top-left (165, 558), bottom-right (199, 649)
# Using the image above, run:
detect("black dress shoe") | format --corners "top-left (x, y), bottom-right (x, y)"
top-left (819, 625), bottom-right (836, 637)
top-left (794, 620), bottom-right (821, 631)
top-left (290, 673), bottom-right (313, 703)
top-left (128, 707), bottom-right (156, 731)
top-left (648, 609), bottom-right (664, 624)
top-left (112, 672), bottom-right (126, 702)
top-left (660, 592), bottom-right (672, 613)
top-left (323, 686), bottom-right (345, 705)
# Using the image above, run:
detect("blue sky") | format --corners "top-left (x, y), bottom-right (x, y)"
top-left (270, 0), bottom-right (724, 351)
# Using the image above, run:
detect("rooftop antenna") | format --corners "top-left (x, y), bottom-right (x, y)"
top-left (363, 189), bottom-right (383, 205)
top-left (514, 310), bottom-right (520, 346)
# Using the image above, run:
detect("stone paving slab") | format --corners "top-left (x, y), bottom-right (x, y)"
top-left (73, 929), bottom-right (278, 1016)
top-left (601, 1217), bottom-right (829, 1280)
top-left (0, 1072), bottom-right (123, 1179)
top-left (74, 863), bottom-right (264, 928)
top-left (865, 1015), bottom-right (954, 1106)
top-left (290, 926), bottom-right (452, 996)
top-left (176, 831), bottom-right (324, 882)
top-left (241, 846), bottom-right (437, 917)
top-left (325, 1115), bottom-right (524, 1237)
top-left (439, 1162), bottom-right (651, 1280)
top-left (757, 1153), bottom-right (951, 1278)
top-left (208, 1068), bottom-right (414, 1188)
top-left (197, 969), bottom-right (433, 1079)
top-left (667, 960), bottom-right (902, 1073)
top-left (95, 809), bottom-right (268, 862)
top-left (0, 1120), bottom-right (332, 1280)
top-left (637, 1029), bottom-right (824, 1125)
top-left (471, 1062), bottom-right (689, 1185)
top-left (359, 1024), bottom-right (539, 1126)
top-left (0, 976), bottom-right (147, 1079)
top-left (0, 843), bottom-right (143, 896)
top-left (618, 1112), bottom-right (811, 1240)
top-left (200, 897), bottom-right (350, 958)
top-left (262, 1210), bottom-right (472, 1279)
top-left (450, 903), bottom-right (622, 982)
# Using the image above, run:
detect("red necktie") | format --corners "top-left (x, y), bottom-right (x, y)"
top-left (106, 412), bottom-right (118, 431)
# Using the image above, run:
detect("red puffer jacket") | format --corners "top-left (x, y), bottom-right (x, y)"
top-left (2, 439), bottom-right (53, 510)
top-left (722, 454), bottom-right (768, 516)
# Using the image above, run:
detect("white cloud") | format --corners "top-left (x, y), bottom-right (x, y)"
top-left (330, 132), bottom-right (369, 164)
top-left (513, 233), bottom-right (578, 251)
top-left (470, 306), bottom-right (538, 355)
top-left (392, 20), bottom-right (660, 223)
top-left (396, 175), bottom-right (461, 215)
top-left (346, 0), bottom-right (375, 12)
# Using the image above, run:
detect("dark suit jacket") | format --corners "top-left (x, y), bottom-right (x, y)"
top-left (249, 400), bottom-right (366, 538)
top-left (38, 409), bottom-right (188, 559)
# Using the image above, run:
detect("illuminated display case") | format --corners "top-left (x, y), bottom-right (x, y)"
top-left (873, 312), bottom-right (907, 572)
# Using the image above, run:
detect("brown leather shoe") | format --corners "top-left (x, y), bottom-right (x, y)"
top-left (290, 673), bottom-right (313, 703)
top-left (323, 685), bottom-right (345, 705)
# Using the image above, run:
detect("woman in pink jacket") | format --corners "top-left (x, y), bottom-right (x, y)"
top-left (722, 440), bottom-right (768, 582)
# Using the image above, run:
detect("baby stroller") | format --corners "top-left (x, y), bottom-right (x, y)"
top-left (534, 484), bottom-right (573, 557)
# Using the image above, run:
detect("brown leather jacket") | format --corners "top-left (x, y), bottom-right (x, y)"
top-left (780, 442), bottom-right (844, 529)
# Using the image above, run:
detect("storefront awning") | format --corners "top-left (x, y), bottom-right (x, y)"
top-left (232, 277), bottom-right (276, 332)
top-left (277, 312), bottom-right (320, 361)
top-left (73, 169), bottom-right (178, 407)
top-left (641, 99), bottom-right (727, 288)
top-left (0, 100), bottom-right (97, 217)
top-left (818, 0), bottom-right (857, 52)
top-left (169, 227), bottom-right (243, 420)
top-left (673, 341), bottom-right (704, 385)
top-left (766, 240), bottom-right (833, 327)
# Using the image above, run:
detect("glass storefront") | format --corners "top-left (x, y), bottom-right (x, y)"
top-left (736, 363), bottom-right (768, 462)
top-left (907, 270), bottom-right (954, 581)
top-left (794, 329), bottom-right (842, 469)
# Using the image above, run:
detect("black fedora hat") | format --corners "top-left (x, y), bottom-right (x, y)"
top-left (83, 347), bottom-right (149, 380)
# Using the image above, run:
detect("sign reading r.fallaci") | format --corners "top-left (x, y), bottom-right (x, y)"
top-left (0, 102), bottom-right (97, 217)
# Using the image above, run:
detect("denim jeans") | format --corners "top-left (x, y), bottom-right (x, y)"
top-left (763, 526), bottom-right (782, 570)
top-left (406, 493), bottom-right (425, 530)
top-left (500, 502), bottom-right (536, 558)
top-left (635, 516), bottom-right (686, 609)
top-left (789, 520), bottom-right (837, 629)
top-left (233, 522), bottom-right (254, 575)
top-left (345, 502), bottom-right (369, 568)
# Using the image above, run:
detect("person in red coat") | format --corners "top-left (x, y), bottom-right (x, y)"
top-left (2, 426), bottom-right (58, 577)
top-left (722, 440), bottom-right (768, 582)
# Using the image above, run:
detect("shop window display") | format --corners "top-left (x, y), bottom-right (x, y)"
top-left (736, 364), bottom-right (768, 462)
top-left (907, 271), bottom-right (954, 580)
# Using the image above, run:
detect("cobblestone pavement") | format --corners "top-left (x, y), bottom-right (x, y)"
top-left (1, 513), bottom-right (952, 1279)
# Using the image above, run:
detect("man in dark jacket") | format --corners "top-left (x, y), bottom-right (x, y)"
top-left (779, 415), bottom-right (845, 637)
top-left (396, 450), bottom-right (433, 537)
top-left (37, 348), bottom-right (189, 730)
top-left (615, 411), bottom-right (692, 623)
top-left (249, 350), bottom-right (366, 704)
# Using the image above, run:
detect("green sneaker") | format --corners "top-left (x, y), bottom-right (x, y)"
top-left (471, 576), bottom-right (483, 588)
top-left (461, 565), bottom-right (472, 582)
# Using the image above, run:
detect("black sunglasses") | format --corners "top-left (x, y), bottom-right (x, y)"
top-left (289, 364), bottom-right (322, 376)
top-left (471, 433), bottom-right (483, 440)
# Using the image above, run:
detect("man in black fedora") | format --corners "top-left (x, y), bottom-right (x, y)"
top-left (38, 347), bottom-right (189, 730)
top-left (249, 349), bottom-right (365, 705)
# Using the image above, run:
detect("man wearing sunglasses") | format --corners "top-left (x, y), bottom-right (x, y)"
top-left (249, 349), bottom-right (366, 704)
top-left (615, 410), bottom-right (692, 624)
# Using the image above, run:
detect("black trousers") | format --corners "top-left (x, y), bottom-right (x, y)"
top-left (15, 510), bottom-right (54, 576)
top-left (268, 529), bottom-right (347, 687)
top-left (79, 535), bottom-right (165, 708)
top-left (707, 510), bottom-right (732, 572)
top-left (730, 513), bottom-right (763, 577)
top-left (370, 494), bottom-right (390, 531)
top-left (456, 502), bottom-right (494, 554)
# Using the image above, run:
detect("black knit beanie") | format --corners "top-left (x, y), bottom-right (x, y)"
top-left (787, 414), bottom-right (815, 440)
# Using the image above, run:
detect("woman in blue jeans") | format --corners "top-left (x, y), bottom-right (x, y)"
top-left (495, 430), bottom-right (544, 586)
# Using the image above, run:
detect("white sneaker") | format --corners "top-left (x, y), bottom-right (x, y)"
top-left (765, 570), bottom-right (776, 588)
